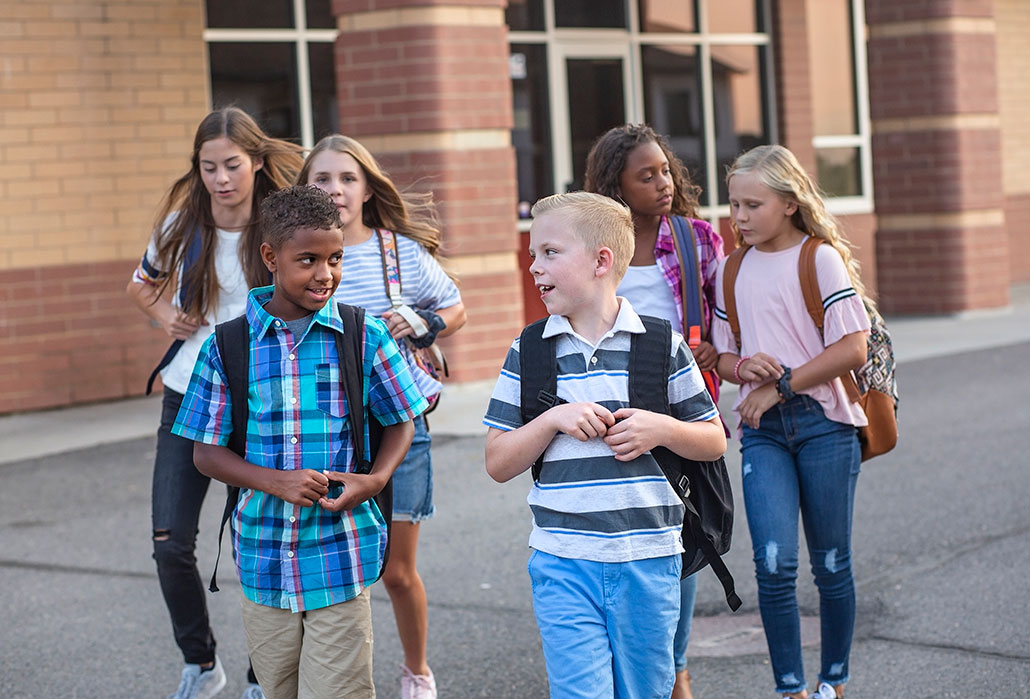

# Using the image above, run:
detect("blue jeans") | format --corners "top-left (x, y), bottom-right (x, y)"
top-left (390, 415), bottom-right (434, 522)
top-left (741, 396), bottom-right (861, 695)
top-left (528, 550), bottom-right (681, 699)
top-left (672, 574), bottom-right (697, 672)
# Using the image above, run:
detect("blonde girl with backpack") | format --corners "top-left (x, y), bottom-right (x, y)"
top-left (127, 106), bottom-right (303, 699)
top-left (298, 134), bottom-right (466, 699)
top-left (712, 145), bottom-right (871, 699)
top-left (584, 123), bottom-right (725, 699)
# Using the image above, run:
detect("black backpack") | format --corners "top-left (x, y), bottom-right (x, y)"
top-left (518, 316), bottom-right (741, 611)
top-left (207, 302), bottom-right (390, 592)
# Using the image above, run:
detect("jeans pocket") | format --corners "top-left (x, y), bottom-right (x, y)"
top-left (315, 363), bottom-right (347, 418)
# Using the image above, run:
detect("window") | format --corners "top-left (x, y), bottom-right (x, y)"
top-left (204, 0), bottom-right (337, 147)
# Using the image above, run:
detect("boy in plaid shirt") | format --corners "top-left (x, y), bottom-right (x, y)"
top-left (173, 186), bottom-right (427, 699)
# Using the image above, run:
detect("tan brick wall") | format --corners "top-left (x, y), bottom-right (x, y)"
top-left (771, 0), bottom-right (816, 172)
top-left (0, 1), bottom-right (209, 414)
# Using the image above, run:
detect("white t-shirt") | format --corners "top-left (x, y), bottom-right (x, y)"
top-left (131, 215), bottom-right (248, 394)
top-left (618, 263), bottom-right (679, 325)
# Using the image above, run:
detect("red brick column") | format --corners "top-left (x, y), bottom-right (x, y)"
top-left (866, 0), bottom-right (1009, 313)
top-left (331, 0), bottom-right (521, 382)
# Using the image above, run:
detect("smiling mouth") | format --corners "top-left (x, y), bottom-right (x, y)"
top-left (538, 284), bottom-right (554, 297)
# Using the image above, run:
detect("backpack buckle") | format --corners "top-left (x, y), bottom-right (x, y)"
top-left (537, 390), bottom-right (566, 408)
top-left (677, 474), bottom-right (690, 498)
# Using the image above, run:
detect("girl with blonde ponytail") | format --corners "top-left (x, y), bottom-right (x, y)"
top-left (712, 144), bottom-right (871, 699)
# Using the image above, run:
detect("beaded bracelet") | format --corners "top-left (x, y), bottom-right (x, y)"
top-left (733, 356), bottom-right (750, 384)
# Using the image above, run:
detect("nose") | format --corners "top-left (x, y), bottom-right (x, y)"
top-left (529, 256), bottom-right (542, 276)
top-left (215, 167), bottom-right (230, 185)
top-left (314, 259), bottom-right (333, 282)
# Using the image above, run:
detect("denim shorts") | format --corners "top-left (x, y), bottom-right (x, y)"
top-left (390, 416), bottom-right (434, 523)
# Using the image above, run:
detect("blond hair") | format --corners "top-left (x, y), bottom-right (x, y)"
top-left (726, 145), bottom-right (872, 305)
top-left (531, 192), bottom-right (635, 280)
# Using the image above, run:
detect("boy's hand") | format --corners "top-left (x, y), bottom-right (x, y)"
top-left (269, 469), bottom-right (330, 507)
top-left (548, 402), bottom-right (616, 442)
top-left (603, 408), bottom-right (669, 461)
top-left (318, 471), bottom-right (383, 512)
top-left (738, 383), bottom-right (781, 429)
top-left (738, 352), bottom-right (783, 384)
top-left (692, 340), bottom-right (718, 372)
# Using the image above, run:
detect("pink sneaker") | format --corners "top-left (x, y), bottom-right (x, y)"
top-left (400, 664), bottom-right (437, 699)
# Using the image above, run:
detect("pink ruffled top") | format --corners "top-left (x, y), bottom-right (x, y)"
top-left (712, 239), bottom-right (871, 436)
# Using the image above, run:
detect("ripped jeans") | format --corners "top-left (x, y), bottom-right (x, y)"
top-left (740, 395), bottom-right (860, 695)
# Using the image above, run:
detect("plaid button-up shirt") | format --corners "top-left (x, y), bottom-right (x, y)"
top-left (173, 287), bottom-right (428, 612)
top-left (654, 216), bottom-right (724, 338)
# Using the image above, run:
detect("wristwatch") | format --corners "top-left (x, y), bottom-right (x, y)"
top-left (776, 367), bottom-right (795, 402)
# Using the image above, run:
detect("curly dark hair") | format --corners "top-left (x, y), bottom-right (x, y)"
top-left (260, 185), bottom-right (343, 249)
top-left (584, 124), bottom-right (701, 219)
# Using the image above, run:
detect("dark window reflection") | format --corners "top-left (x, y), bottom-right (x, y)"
top-left (506, 0), bottom-right (545, 31)
top-left (555, 0), bottom-right (627, 29)
top-left (816, 148), bottom-right (861, 197)
top-left (511, 44), bottom-right (553, 217)
top-left (567, 58), bottom-right (626, 192)
top-left (639, 0), bottom-right (696, 33)
top-left (305, 0), bottom-right (335, 29)
top-left (641, 46), bottom-right (706, 204)
top-left (707, 0), bottom-right (763, 33)
top-left (209, 42), bottom-right (300, 142)
top-left (712, 45), bottom-right (770, 203)
top-left (309, 43), bottom-right (338, 140)
top-left (206, 1), bottom-right (293, 29)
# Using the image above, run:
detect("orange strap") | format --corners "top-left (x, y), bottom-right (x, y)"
top-left (721, 245), bottom-right (750, 353)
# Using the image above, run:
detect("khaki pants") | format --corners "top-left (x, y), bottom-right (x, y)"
top-left (240, 589), bottom-right (375, 699)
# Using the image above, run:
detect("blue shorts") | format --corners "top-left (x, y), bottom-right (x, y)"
top-left (390, 416), bottom-right (434, 523)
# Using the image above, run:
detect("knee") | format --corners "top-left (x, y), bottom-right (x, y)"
top-left (381, 561), bottom-right (419, 595)
top-left (152, 529), bottom-right (197, 568)
top-left (753, 541), bottom-right (798, 588)
top-left (811, 547), bottom-right (854, 594)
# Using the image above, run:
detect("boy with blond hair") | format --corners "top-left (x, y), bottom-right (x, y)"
top-left (483, 192), bottom-right (726, 698)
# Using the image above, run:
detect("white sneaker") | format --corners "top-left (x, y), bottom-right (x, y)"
top-left (400, 664), bottom-right (437, 699)
top-left (240, 683), bottom-right (265, 699)
top-left (811, 682), bottom-right (839, 699)
top-left (167, 656), bottom-right (227, 699)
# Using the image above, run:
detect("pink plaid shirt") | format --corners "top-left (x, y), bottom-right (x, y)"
top-left (654, 216), bottom-right (725, 338)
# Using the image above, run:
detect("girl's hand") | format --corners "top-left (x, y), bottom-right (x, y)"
top-left (548, 402), bottom-right (616, 442)
top-left (738, 352), bottom-right (783, 384)
top-left (161, 307), bottom-right (207, 341)
top-left (603, 408), bottom-right (667, 461)
top-left (692, 340), bottom-right (718, 372)
top-left (380, 310), bottom-right (413, 340)
top-left (738, 383), bottom-right (781, 429)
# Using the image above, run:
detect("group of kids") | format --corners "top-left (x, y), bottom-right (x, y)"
top-left (130, 108), bottom-right (873, 699)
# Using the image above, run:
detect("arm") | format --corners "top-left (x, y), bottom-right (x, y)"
top-left (126, 279), bottom-right (207, 341)
top-left (604, 411), bottom-right (726, 462)
top-left (193, 442), bottom-right (331, 507)
top-left (716, 351), bottom-right (783, 386)
top-left (485, 402), bottom-right (616, 483)
top-left (435, 301), bottom-right (466, 339)
top-left (737, 331), bottom-right (867, 428)
top-left (320, 420), bottom-right (415, 512)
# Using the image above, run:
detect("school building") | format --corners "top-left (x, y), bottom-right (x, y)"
top-left (1, 0), bottom-right (1027, 415)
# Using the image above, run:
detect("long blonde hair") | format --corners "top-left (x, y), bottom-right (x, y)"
top-left (151, 107), bottom-right (303, 318)
top-left (297, 134), bottom-right (443, 258)
top-left (726, 145), bottom-right (872, 304)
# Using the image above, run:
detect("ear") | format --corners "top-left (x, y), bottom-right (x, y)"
top-left (253, 155), bottom-right (265, 173)
top-left (260, 241), bottom-right (277, 274)
top-left (363, 187), bottom-right (372, 203)
top-left (784, 198), bottom-right (798, 216)
top-left (594, 246), bottom-right (615, 278)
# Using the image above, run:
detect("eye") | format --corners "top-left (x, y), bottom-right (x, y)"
top-left (343, 175), bottom-right (357, 183)
top-left (299, 255), bottom-right (315, 264)
top-left (330, 253), bottom-right (343, 264)
top-left (314, 175), bottom-right (328, 184)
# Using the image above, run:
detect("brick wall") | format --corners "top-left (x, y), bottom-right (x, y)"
top-left (0, 1), bottom-right (209, 414)
top-left (334, 1), bottom-right (522, 382)
top-left (866, 0), bottom-right (1010, 314)
top-left (995, 0), bottom-right (1030, 281)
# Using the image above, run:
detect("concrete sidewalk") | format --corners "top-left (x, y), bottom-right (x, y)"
top-left (2, 284), bottom-right (1028, 466)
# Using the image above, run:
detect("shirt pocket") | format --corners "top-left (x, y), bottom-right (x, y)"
top-left (315, 362), bottom-right (348, 418)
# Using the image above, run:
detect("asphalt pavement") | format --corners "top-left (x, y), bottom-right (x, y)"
top-left (1, 287), bottom-right (1029, 698)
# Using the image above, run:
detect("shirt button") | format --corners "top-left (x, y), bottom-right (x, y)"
top-left (590, 356), bottom-right (598, 364)
top-left (287, 551), bottom-right (294, 558)
top-left (290, 436), bottom-right (298, 444)
top-left (274, 320), bottom-right (281, 327)
top-left (288, 353), bottom-right (296, 361)
top-left (288, 516), bottom-right (296, 523)
top-left (290, 397), bottom-right (297, 404)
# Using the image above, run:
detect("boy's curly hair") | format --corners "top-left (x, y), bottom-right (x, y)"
top-left (261, 185), bottom-right (343, 249)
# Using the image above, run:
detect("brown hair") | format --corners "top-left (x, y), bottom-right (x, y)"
top-left (150, 107), bottom-right (303, 317)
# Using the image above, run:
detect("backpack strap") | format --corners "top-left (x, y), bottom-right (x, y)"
top-left (517, 318), bottom-right (556, 483)
top-left (630, 315), bottom-right (741, 611)
top-left (208, 313), bottom-right (249, 592)
top-left (145, 227), bottom-right (204, 395)
top-left (669, 216), bottom-right (705, 347)
top-left (721, 245), bottom-right (750, 354)
top-left (799, 236), bottom-right (825, 334)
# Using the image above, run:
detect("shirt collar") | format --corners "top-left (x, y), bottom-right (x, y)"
top-left (246, 285), bottom-right (346, 341)
top-left (655, 215), bottom-right (675, 256)
top-left (540, 296), bottom-right (647, 342)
